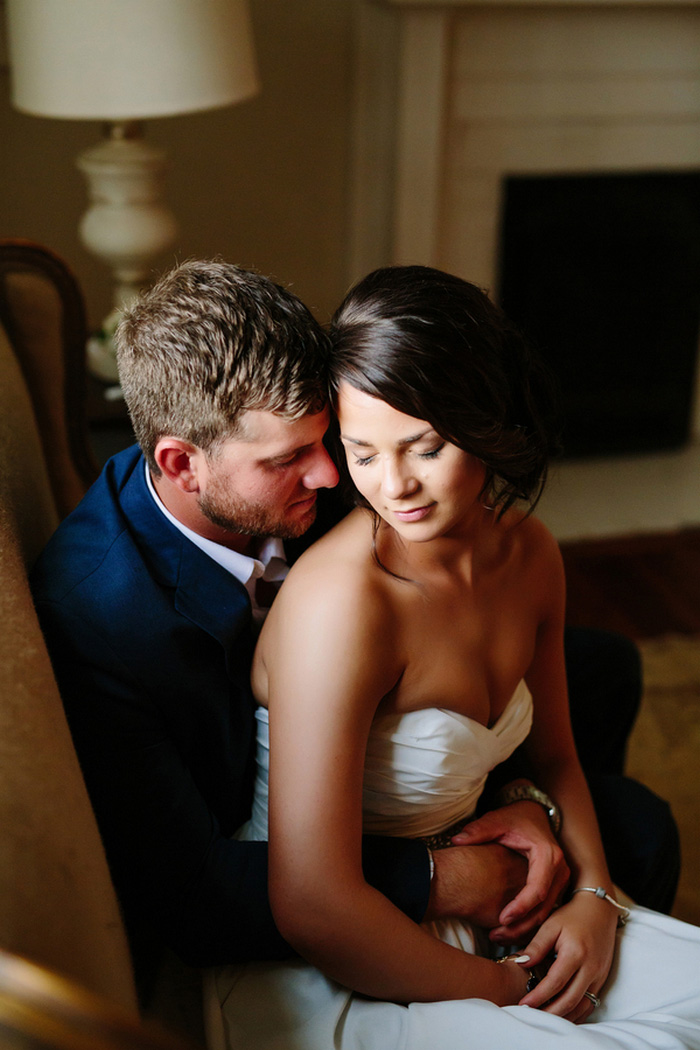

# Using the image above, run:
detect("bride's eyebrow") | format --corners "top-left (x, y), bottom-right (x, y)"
top-left (340, 428), bottom-right (437, 447)
top-left (339, 434), bottom-right (373, 447)
top-left (397, 429), bottom-right (437, 446)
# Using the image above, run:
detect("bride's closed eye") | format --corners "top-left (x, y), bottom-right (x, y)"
top-left (418, 443), bottom-right (445, 460)
top-left (351, 443), bottom-right (445, 468)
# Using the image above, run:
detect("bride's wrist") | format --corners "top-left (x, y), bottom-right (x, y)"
top-left (569, 884), bottom-right (631, 927)
top-left (495, 955), bottom-right (535, 1003)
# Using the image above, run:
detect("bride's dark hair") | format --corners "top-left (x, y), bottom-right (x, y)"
top-left (328, 265), bottom-right (560, 519)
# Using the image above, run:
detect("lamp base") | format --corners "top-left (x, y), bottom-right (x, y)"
top-left (77, 121), bottom-right (178, 384)
top-left (86, 308), bottom-right (123, 386)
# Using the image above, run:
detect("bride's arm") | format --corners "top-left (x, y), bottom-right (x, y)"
top-left (262, 561), bottom-right (527, 1006)
top-left (521, 526), bottom-right (618, 1021)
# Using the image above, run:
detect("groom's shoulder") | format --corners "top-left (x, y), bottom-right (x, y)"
top-left (31, 445), bottom-right (147, 600)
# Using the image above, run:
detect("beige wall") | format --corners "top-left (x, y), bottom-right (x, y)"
top-left (0, 0), bottom-right (355, 329)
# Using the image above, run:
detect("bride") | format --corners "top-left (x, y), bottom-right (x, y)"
top-left (207, 266), bottom-right (700, 1050)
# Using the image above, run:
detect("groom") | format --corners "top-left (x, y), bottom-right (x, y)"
top-left (31, 260), bottom-right (678, 1001)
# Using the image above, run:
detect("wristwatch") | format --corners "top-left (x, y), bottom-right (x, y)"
top-left (495, 783), bottom-right (562, 835)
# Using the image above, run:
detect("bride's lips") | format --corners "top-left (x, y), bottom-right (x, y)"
top-left (392, 503), bottom-right (435, 523)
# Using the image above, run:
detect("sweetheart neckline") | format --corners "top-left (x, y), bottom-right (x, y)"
top-left (253, 681), bottom-right (532, 735)
top-left (369, 679), bottom-right (532, 735)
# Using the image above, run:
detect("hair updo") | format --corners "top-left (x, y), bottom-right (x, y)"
top-left (329, 265), bottom-right (560, 517)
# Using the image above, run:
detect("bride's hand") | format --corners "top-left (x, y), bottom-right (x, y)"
top-left (518, 892), bottom-right (618, 1021)
top-left (451, 800), bottom-right (570, 941)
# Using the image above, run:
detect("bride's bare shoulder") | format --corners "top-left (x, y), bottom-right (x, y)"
top-left (291, 506), bottom-right (374, 570)
top-left (270, 507), bottom-right (389, 619)
top-left (256, 508), bottom-right (403, 696)
top-left (497, 506), bottom-right (561, 563)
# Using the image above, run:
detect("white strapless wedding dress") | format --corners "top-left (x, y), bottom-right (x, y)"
top-left (205, 684), bottom-right (700, 1050)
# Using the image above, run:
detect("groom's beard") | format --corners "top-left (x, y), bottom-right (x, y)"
top-left (198, 487), bottom-right (317, 540)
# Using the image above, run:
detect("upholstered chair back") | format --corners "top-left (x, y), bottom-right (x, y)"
top-left (0, 241), bottom-right (138, 1013)
top-left (0, 240), bottom-right (97, 567)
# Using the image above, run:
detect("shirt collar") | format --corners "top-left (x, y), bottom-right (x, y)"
top-left (144, 462), bottom-right (288, 590)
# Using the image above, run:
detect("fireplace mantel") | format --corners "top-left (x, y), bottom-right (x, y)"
top-left (348, 0), bottom-right (700, 536)
top-left (383, 0), bottom-right (699, 7)
top-left (349, 0), bottom-right (700, 298)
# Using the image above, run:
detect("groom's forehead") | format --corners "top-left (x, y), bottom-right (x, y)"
top-left (228, 406), bottom-right (331, 458)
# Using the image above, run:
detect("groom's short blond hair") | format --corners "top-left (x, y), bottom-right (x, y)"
top-left (115, 259), bottom-right (330, 475)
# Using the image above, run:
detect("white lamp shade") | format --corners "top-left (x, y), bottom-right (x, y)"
top-left (6, 0), bottom-right (259, 121)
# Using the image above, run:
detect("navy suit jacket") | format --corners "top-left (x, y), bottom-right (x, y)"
top-left (30, 446), bottom-right (428, 970)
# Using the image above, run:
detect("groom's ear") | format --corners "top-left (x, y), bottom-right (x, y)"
top-left (154, 438), bottom-right (203, 493)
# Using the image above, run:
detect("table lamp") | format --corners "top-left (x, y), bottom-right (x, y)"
top-left (6, 0), bottom-right (259, 382)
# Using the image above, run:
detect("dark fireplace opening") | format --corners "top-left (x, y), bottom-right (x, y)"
top-left (497, 171), bottom-right (700, 459)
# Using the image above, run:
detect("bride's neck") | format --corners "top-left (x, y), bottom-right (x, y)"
top-left (379, 504), bottom-right (497, 581)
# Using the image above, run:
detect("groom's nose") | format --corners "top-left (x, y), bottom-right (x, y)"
top-left (302, 445), bottom-right (340, 491)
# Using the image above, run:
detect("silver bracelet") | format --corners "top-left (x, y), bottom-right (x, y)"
top-left (571, 885), bottom-right (631, 927)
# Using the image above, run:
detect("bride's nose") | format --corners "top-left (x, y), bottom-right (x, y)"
top-left (381, 457), bottom-right (419, 501)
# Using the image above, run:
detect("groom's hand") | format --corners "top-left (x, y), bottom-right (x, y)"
top-left (424, 843), bottom-right (529, 929)
top-left (450, 800), bottom-right (570, 942)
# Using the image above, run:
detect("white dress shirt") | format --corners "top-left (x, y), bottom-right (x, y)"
top-left (145, 463), bottom-right (288, 625)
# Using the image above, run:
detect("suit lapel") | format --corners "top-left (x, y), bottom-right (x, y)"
top-left (119, 452), bottom-right (253, 653)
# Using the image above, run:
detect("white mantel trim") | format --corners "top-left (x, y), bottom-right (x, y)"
top-left (381, 0), bottom-right (700, 7)
top-left (348, 4), bottom-right (449, 280)
top-left (350, 0), bottom-right (700, 281)
top-left (394, 11), bottom-right (448, 265)
top-left (349, 0), bottom-right (700, 541)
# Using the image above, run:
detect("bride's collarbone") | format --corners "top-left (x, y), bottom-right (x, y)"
top-left (393, 579), bottom-right (497, 640)
top-left (385, 545), bottom-right (518, 603)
